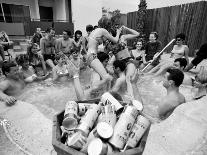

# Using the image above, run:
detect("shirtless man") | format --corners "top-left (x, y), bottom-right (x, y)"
top-left (56, 30), bottom-right (82, 57)
top-left (0, 62), bottom-right (25, 105)
top-left (111, 60), bottom-right (127, 94)
top-left (158, 68), bottom-right (185, 120)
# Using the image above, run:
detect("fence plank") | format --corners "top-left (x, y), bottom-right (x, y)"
top-left (127, 1), bottom-right (207, 56)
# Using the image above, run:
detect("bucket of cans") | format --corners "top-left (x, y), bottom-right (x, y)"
top-left (52, 92), bottom-right (151, 155)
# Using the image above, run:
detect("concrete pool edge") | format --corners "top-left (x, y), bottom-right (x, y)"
top-left (0, 101), bottom-right (54, 155)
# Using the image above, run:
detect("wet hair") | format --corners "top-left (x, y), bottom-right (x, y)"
top-left (86, 25), bottom-right (94, 32)
top-left (74, 30), bottom-right (82, 42)
top-left (166, 68), bottom-right (184, 87)
top-left (2, 61), bottom-right (17, 76)
top-left (175, 33), bottom-right (186, 40)
top-left (98, 17), bottom-right (112, 31)
top-left (113, 60), bottom-right (126, 72)
top-left (16, 54), bottom-right (29, 65)
top-left (174, 58), bottom-right (187, 68)
top-left (150, 32), bottom-right (158, 40)
top-left (97, 52), bottom-right (109, 63)
top-left (63, 29), bottom-right (72, 36)
top-left (45, 27), bottom-right (55, 33)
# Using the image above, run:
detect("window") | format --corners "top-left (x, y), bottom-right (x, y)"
top-left (1, 3), bottom-right (30, 23)
top-left (39, 6), bottom-right (53, 21)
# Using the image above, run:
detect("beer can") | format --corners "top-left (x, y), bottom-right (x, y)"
top-left (88, 138), bottom-right (108, 155)
top-left (101, 92), bottom-right (123, 112)
top-left (125, 115), bottom-right (150, 148)
top-left (77, 104), bottom-right (101, 135)
top-left (66, 132), bottom-right (87, 150)
top-left (78, 103), bottom-right (94, 116)
top-left (62, 101), bottom-right (78, 130)
top-left (132, 100), bottom-right (143, 112)
top-left (97, 122), bottom-right (113, 139)
top-left (109, 106), bottom-right (138, 149)
top-left (97, 113), bottom-right (117, 127)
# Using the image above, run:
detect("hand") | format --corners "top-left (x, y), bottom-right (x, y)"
top-left (116, 27), bottom-right (122, 35)
top-left (3, 95), bottom-right (17, 106)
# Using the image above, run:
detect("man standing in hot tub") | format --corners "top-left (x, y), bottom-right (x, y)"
top-left (158, 68), bottom-right (185, 120)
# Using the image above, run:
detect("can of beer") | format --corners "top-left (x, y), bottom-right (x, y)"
top-left (87, 138), bottom-right (108, 155)
top-left (109, 106), bottom-right (138, 149)
top-left (97, 105), bottom-right (117, 127)
top-left (97, 122), bottom-right (113, 139)
top-left (66, 131), bottom-right (87, 150)
top-left (101, 92), bottom-right (123, 113)
top-left (77, 104), bottom-right (101, 136)
top-left (125, 115), bottom-right (150, 149)
top-left (78, 103), bottom-right (94, 116)
top-left (132, 100), bottom-right (143, 112)
top-left (62, 101), bottom-right (78, 130)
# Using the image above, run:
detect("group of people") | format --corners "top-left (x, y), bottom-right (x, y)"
top-left (0, 16), bottom-right (207, 121)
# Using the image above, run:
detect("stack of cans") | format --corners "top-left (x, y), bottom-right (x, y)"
top-left (60, 92), bottom-right (151, 154)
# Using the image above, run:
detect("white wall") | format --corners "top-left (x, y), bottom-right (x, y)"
top-left (54, 0), bottom-right (67, 21)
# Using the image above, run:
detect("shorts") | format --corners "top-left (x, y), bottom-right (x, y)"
top-left (86, 53), bottom-right (97, 66)
top-left (191, 55), bottom-right (206, 66)
top-left (43, 54), bottom-right (55, 61)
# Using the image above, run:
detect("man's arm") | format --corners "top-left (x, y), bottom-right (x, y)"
top-left (0, 80), bottom-right (16, 105)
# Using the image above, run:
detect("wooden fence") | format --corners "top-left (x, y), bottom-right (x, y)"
top-left (127, 1), bottom-right (207, 56)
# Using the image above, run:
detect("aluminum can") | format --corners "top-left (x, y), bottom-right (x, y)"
top-left (126, 115), bottom-right (150, 148)
top-left (101, 92), bottom-right (123, 112)
top-left (88, 138), bottom-right (108, 155)
top-left (62, 101), bottom-right (78, 130)
top-left (109, 106), bottom-right (138, 149)
top-left (78, 103), bottom-right (94, 116)
top-left (77, 104), bottom-right (101, 135)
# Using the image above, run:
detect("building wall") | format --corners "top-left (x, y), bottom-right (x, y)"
top-left (0, 0), bottom-right (40, 19)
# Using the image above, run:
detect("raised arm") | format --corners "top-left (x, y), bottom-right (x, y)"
top-left (121, 26), bottom-right (140, 41)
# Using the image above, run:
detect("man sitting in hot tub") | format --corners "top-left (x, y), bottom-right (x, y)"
top-left (0, 61), bottom-right (25, 105)
top-left (158, 68), bottom-right (185, 120)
